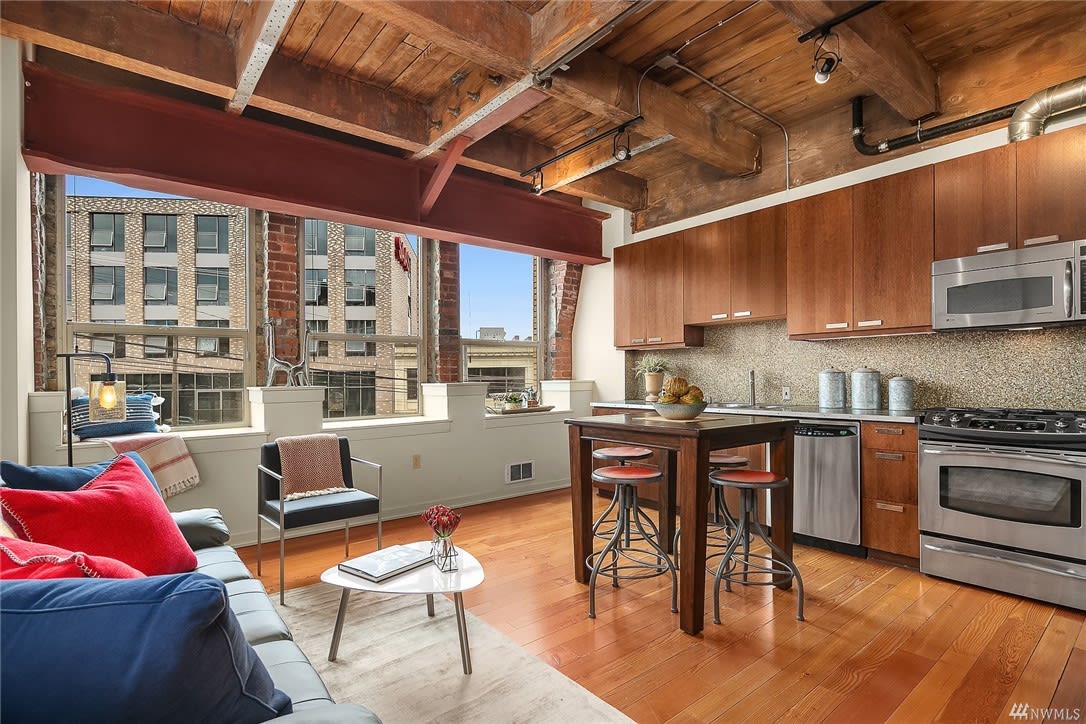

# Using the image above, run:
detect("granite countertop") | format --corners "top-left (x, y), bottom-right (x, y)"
top-left (591, 400), bottom-right (923, 424)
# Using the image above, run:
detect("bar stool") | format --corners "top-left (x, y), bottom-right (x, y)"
top-left (708, 468), bottom-right (804, 623)
top-left (586, 464), bottom-right (677, 619)
top-left (592, 446), bottom-right (653, 541)
top-left (672, 452), bottom-right (749, 570)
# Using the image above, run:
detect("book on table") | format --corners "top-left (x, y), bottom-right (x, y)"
top-left (338, 544), bottom-right (433, 582)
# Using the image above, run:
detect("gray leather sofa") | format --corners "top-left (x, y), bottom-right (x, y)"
top-left (180, 510), bottom-right (381, 723)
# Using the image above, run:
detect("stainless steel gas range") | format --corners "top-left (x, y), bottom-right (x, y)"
top-left (919, 407), bottom-right (1086, 610)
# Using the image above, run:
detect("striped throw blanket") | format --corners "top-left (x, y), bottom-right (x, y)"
top-left (276, 433), bottom-right (348, 501)
top-left (104, 433), bottom-right (201, 499)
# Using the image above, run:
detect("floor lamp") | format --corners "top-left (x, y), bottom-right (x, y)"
top-left (57, 351), bottom-right (124, 467)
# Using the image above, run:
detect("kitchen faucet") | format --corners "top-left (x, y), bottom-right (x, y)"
top-left (748, 369), bottom-right (756, 406)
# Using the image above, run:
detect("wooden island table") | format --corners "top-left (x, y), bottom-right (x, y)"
top-left (566, 412), bottom-right (796, 635)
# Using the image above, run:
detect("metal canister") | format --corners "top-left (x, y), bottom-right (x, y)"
top-left (888, 376), bottom-right (915, 410)
top-left (851, 367), bottom-right (881, 410)
top-left (818, 367), bottom-right (846, 409)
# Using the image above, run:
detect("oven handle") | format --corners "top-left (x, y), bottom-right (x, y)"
top-left (1065, 260), bottom-right (1074, 319)
top-left (923, 542), bottom-right (1086, 581)
top-left (921, 447), bottom-right (1086, 469)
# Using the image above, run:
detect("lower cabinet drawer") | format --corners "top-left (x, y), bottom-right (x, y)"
top-left (861, 499), bottom-right (919, 558)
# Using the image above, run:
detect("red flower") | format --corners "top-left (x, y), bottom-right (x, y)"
top-left (422, 504), bottom-right (461, 537)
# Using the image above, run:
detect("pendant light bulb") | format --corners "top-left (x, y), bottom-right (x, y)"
top-left (814, 57), bottom-right (837, 84)
top-left (98, 381), bottom-right (118, 410)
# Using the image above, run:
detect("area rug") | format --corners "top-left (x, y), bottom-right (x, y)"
top-left (276, 583), bottom-right (633, 724)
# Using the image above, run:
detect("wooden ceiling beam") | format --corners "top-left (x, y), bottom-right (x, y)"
top-left (227, 0), bottom-right (297, 114)
top-left (559, 169), bottom-right (646, 211)
top-left (541, 132), bottom-right (673, 192)
top-left (549, 50), bottom-right (761, 176)
top-left (769, 0), bottom-right (938, 121)
top-left (529, 0), bottom-right (640, 73)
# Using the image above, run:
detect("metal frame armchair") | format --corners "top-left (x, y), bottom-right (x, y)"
top-left (256, 436), bottom-right (383, 603)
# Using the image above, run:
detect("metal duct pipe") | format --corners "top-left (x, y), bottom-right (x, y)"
top-left (1008, 76), bottom-right (1086, 142)
top-left (851, 96), bottom-right (1019, 156)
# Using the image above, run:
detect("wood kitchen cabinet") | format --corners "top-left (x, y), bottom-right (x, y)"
top-left (614, 234), bottom-right (703, 349)
top-left (934, 144), bottom-right (1017, 261)
top-left (730, 205), bottom-right (787, 321)
top-left (786, 188), bottom-right (853, 336)
top-left (683, 221), bottom-right (731, 324)
top-left (860, 421), bottom-right (919, 562)
top-left (1016, 123), bottom-right (1086, 248)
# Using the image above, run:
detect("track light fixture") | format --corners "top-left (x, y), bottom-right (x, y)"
top-left (520, 116), bottom-right (642, 190)
top-left (812, 33), bottom-right (841, 85)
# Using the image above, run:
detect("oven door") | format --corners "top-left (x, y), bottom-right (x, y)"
top-left (919, 441), bottom-right (1086, 561)
top-left (932, 255), bottom-right (1077, 329)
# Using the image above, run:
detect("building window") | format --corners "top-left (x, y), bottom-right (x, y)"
top-left (195, 215), bottom-right (229, 253)
top-left (346, 320), bottom-right (376, 356)
top-left (311, 370), bottom-right (376, 418)
top-left (84, 320), bottom-right (126, 358)
top-left (143, 214), bottom-right (177, 251)
top-left (196, 319), bottom-right (230, 356)
top-left (177, 372), bottom-right (245, 425)
top-left (306, 319), bottom-right (328, 356)
top-left (304, 219), bottom-right (328, 255)
top-left (143, 267), bottom-right (178, 305)
top-left (143, 319), bottom-right (176, 358)
top-left (196, 268), bottom-right (229, 305)
top-left (305, 269), bottom-right (328, 306)
top-left (406, 368), bottom-right (418, 401)
top-left (467, 366), bottom-right (527, 396)
top-left (90, 213), bottom-right (124, 250)
top-left (90, 266), bottom-right (124, 305)
top-left (345, 269), bottom-right (375, 306)
top-left (344, 225), bottom-right (375, 256)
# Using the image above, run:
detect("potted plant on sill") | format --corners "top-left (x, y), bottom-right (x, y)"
top-left (503, 392), bottom-right (523, 411)
top-left (635, 354), bottom-right (670, 402)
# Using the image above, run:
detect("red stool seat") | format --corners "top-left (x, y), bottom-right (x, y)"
top-left (592, 465), bottom-right (663, 484)
top-left (709, 452), bottom-right (749, 468)
top-left (709, 469), bottom-right (788, 489)
top-left (593, 446), bottom-right (653, 461)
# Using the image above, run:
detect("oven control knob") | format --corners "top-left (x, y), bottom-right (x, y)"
top-left (931, 414), bottom-right (945, 423)
top-left (949, 413), bottom-right (962, 424)
top-left (1055, 419), bottom-right (1069, 430)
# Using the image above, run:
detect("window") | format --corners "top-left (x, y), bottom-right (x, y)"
top-left (177, 373), bottom-right (245, 425)
top-left (143, 319), bottom-right (176, 358)
top-left (91, 266), bottom-right (124, 305)
top-left (346, 320), bottom-right (376, 356)
top-left (467, 366), bottom-right (527, 396)
top-left (344, 225), bottom-right (375, 256)
top-left (304, 219), bottom-right (328, 255)
top-left (345, 269), bottom-right (375, 306)
top-left (305, 269), bottom-right (328, 305)
top-left (311, 370), bottom-right (375, 418)
top-left (195, 215), bottom-right (229, 253)
top-left (306, 319), bottom-right (328, 356)
top-left (90, 213), bottom-right (124, 250)
top-left (84, 321), bottom-right (126, 359)
top-left (143, 214), bottom-right (177, 251)
top-left (196, 268), bottom-right (229, 305)
top-left (143, 267), bottom-right (177, 305)
top-left (406, 368), bottom-right (418, 401)
top-left (196, 319), bottom-right (230, 356)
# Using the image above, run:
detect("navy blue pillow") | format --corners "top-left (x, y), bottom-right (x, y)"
top-left (0, 573), bottom-right (292, 723)
top-left (0, 452), bottom-right (159, 493)
top-left (70, 392), bottom-right (159, 440)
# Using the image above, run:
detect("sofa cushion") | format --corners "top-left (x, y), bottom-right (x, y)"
top-left (0, 456), bottom-right (196, 575)
top-left (0, 452), bottom-right (159, 493)
top-left (172, 507), bottom-right (231, 550)
top-left (0, 536), bottom-right (144, 580)
top-left (253, 639), bottom-right (335, 711)
top-left (196, 545), bottom-right (254, 583)
top-left (227, 578), bottom-right (293, 645)
top-left (70, 392), bottom-right (160, 440)
top-left (0, 573), bottom-right (292, 723)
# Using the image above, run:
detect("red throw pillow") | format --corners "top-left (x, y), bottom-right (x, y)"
top-left (0, 536), bottom-right (145, 580)
top-left (0, 456), bottom-right (197, 575)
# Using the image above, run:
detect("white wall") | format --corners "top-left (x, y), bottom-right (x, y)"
top-left (27, 381), bottom-right (593, 546)
top-left (0, 38), bottom-right (33, 463)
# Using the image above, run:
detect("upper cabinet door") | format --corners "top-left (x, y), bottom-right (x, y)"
top-left (731, 206), bottom-right (787, 320)
top-left (934, 144), bottom-right (1016, 260)
top-left (1016, 124), bottom-right (1086, 247)
top-left (643, 233), bottom-right (687, 344)
top-left (787, 188), bottom-right (853, 336)
top-left (683, 220), bottom-right (731, 324)
top-left (613, 242), bottom-right (644, 347)
top-left (853, 166), bottom-right (934, 332)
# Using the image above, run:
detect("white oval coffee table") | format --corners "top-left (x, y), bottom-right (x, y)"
top-left (321, 541), bottom-right (485, 674)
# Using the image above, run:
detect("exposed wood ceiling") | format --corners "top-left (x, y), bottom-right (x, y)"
top-left (3, 0), bottom-right (1086, 232)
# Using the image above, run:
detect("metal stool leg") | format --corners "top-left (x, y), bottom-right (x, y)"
top-left (627, 490), bottom-right (678, 613)
top-left (750, 516), bottom-right (805, 621)
top-left (712, 505), bottom-right (750, 624)
top-left (587, 487), bottom-right (628, 619)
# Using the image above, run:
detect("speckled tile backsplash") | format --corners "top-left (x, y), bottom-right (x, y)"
top-left (626, 320), bottom-right (1086, 409)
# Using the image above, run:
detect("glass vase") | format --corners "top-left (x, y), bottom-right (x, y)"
top-left (431, 534), bottom-right (459, 572)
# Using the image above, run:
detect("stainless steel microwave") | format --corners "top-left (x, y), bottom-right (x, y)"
top-left (932, 240), bottom-right (1085, 330)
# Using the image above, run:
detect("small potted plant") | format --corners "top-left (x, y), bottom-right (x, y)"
top-left (634, 354), bottom-right (670, 402)
top-left (503, 392), bottom-right (523, 411)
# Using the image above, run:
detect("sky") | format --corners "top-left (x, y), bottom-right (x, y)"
top-left (66, 176), bottom-right (533, 340)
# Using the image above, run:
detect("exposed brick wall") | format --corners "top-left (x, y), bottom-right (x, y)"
top-left (432, 240), bottom-right (460, 383)
top-left (547, 260), bottom-right (582, 380)
top-left (31, 175), bottom-right (50, 390)
top-left (264, 212), bottom-right (301, 382)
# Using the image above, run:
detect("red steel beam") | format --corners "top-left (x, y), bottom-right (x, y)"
top-left (20, 63), bottom-right (608, 264)
top-left (420, 134), bottom-right (471, 218)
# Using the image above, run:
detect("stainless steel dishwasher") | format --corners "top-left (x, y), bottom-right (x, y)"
top-left (793, 421), bottom-right (861, 545)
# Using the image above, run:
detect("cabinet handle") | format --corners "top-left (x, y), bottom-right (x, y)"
top-left (875, 502), bottom-right (905, 513)
top-left (977, 242), bottom-right (1011, 253)
top-left (1023, 234), bottom-right (1059, 246)
top-left (631, 338), bottom-right (645, 344)
top-left (647, 336), bottom-right (662, 343)
top-left (825, 322), bottom-right (849, 330)
top-left (733, 310), bottom-right (751, 318)
top-left (874, 427), bottom-right (904, 435)
top-left (711, 313), bottom-right (729, 320)
top-left (875, 451), bottom-right (905, 461)
top-left (857, 319), bottom-right (883, 328)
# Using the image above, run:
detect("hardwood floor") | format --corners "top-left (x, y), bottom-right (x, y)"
top-left (237, 490), bottom-right (1085, 723)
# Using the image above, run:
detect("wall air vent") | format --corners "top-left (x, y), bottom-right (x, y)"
top-left (505, 461), bottom-right (535, 484)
